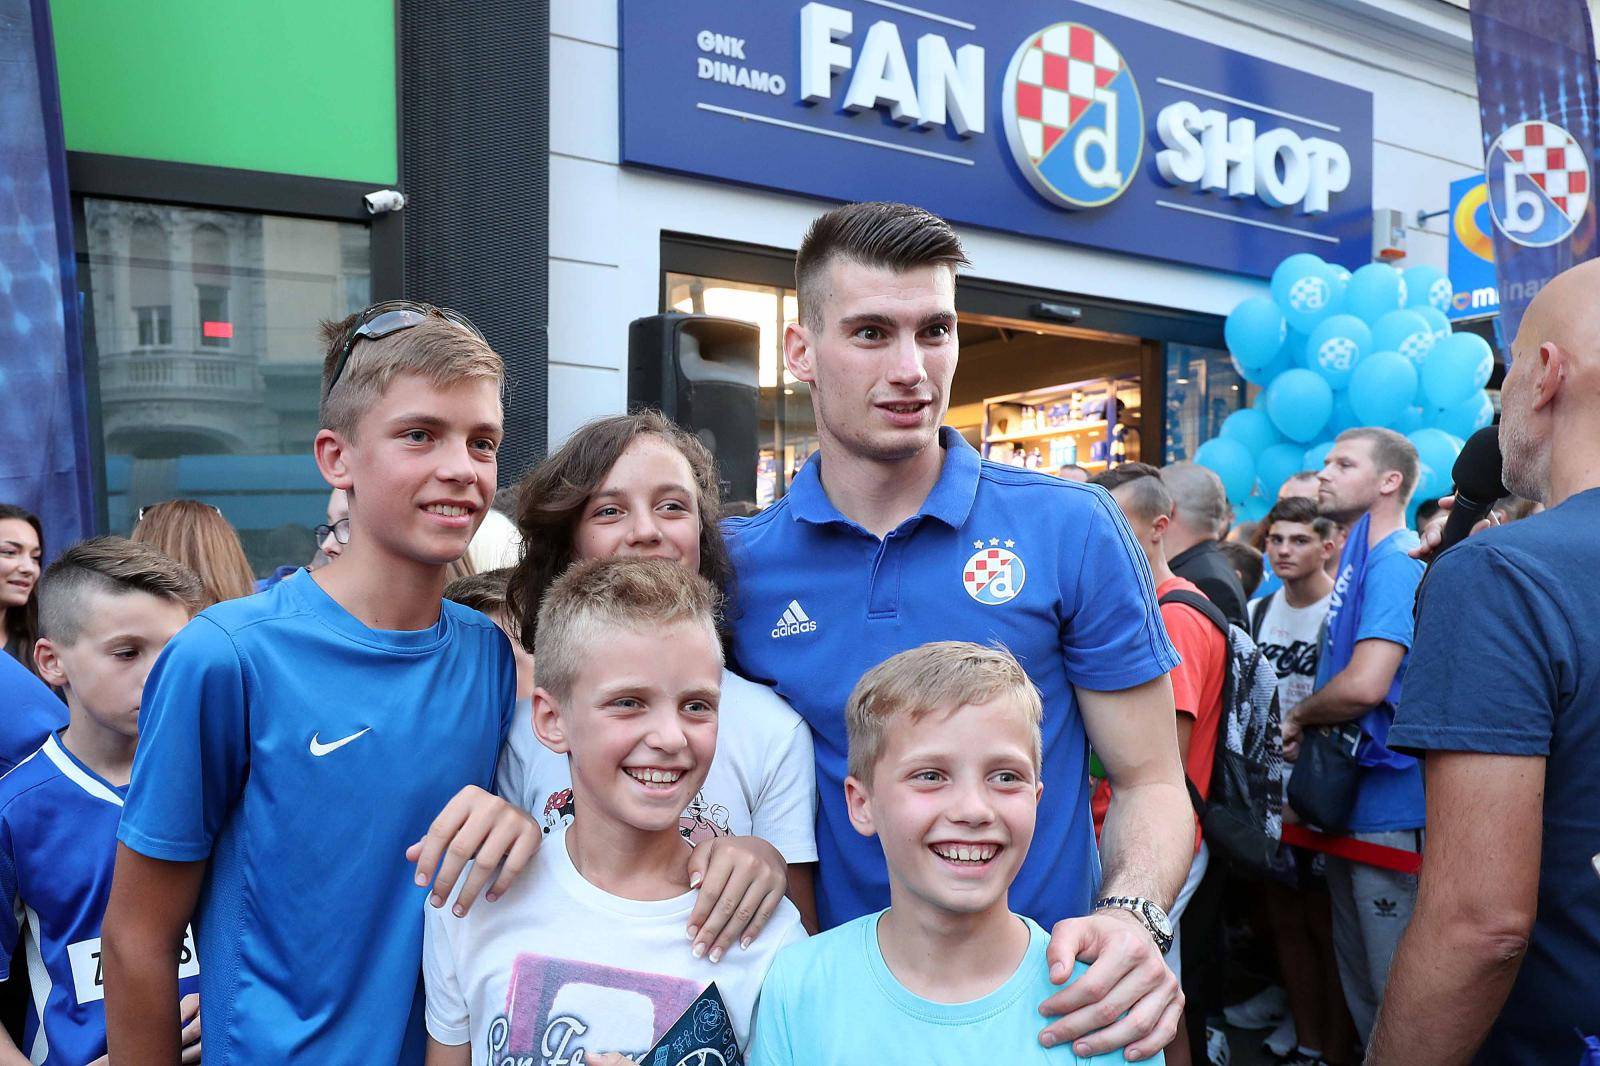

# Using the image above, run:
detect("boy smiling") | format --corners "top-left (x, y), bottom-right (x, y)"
top-left (423, 559), bottom-right (805, 1064)
top-left (106, 304), bottom-right (536, 1063)
top-left (749, 642), bottom-right (1146, 1065)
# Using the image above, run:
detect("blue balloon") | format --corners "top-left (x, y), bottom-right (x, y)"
top-left (1281, 328), bottom-right (1312, 369)
top-left (1422, 331), bottom-right (1495, 409)
top-left (1371, 309), bottom-right (1436, 366)
top-left (1303, 439), bottom-right (1336, 472)
top-left (1195, 437), bottom-right (1258, 505)
top-left (1429, 390), bottom-right (1494, 439)
top-left (1403, 264), bottom-right (1453, 314)
top-left (1408, 428), bottom-right (1465, 500)
top-left (1233, 345), bottom-right (1295, 386)
top-left (1238, 494), bottom-right (1272, 523)
top-left (1394, 405), bottom-right (1426, 434)
top-left (1416, 305), bottom-right (1452, 345)
top-left (1344, 263), bottom-right (1406, 325)
top-left (1267, 369), bottom-right (1335, 443)
top-left (1348, 350), bottom-right (1420, 428)
top-left (1219, 408), bottom-right (1281, 456)
top-left (1226, 297), bottom-right (1288, 370)
top-left (1305, 314), bottom-right (1372, 389)
top-left (1257, 442), bottom-right (1309, 499)
top-left (1329, 391), bottom-right (1363, 435)
top-left (1271, 254), bottom-right (1342, 333)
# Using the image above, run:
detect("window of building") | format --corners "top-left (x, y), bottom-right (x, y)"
top-left (80, 199), bottom-right (371, 575)
top-left (1163, 343), bottom-right (1246, 464)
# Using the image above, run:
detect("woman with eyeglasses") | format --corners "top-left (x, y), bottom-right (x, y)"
top-left (131, 500), bottom-right (255, 608)
top-left (314, 488), bottom-right (351, 568)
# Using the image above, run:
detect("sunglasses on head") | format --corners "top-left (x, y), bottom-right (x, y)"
top-left (325, 301), bottom-right (486, 395)
top-left (137, 503), bottom-right (223, 522)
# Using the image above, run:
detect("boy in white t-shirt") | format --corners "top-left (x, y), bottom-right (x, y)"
top-left (423, 558), bottom-right (806, 1065)
top-left (748, 642), bottom-right (1148, 1065)
top-left (1249, 497), bottom-right (1337, 709)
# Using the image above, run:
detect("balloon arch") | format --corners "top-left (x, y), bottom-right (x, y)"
top-left (1201, 255), bottom-right (1494, 523)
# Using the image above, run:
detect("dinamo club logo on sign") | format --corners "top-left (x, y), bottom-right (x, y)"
top-left (1002, 23), bottom-right (1143, 209)
top-left (1485, 119), bottom-right (1590, 248)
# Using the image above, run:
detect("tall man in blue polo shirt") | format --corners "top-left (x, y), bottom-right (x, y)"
top-left (724, 202), bottom-right (1193, 1062)
top-left (1281, 427), bottom-right (1425, 1046)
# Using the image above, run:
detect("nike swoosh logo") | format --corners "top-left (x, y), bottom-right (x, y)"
top-left (309, 728), bottom-right (372, 757)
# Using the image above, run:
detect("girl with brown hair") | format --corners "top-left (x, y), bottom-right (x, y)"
top-left (0, 504), bottom-right (44, 672)
top-left (131, 499), bottom-right (256, 608)
top-left (503, 410), bottom-right (819, 946)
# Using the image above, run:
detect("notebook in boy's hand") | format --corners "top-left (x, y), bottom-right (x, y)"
top-left (643, 982), bottom-right (742, 1066)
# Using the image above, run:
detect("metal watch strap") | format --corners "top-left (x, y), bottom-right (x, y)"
top-left (1092, 895), bottom-right (1174, 952)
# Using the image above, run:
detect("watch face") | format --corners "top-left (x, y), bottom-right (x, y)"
top-left (1140, 900), bottom-right (1173, 938)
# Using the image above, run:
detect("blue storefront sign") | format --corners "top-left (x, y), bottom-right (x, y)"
top-left (619, 1), bottom-right (1374, 278)
top-left (1447, 174), bottom-right (1500, 320)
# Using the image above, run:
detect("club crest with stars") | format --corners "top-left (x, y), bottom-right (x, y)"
top-left (963, 538), bottom-right (1027, 605)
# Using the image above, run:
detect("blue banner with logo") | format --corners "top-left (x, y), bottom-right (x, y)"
top-left (1447, 174), bottom-right (1500, 321)
top-left (0, 0), bottom-right (95, 553)
top-left (1470, 0), bottom-right (1600, 350)
top-left (620, 1), bottom-right (1374, 278)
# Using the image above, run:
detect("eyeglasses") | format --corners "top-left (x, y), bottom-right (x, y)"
top-left (314, 518), bottom-right (351, 545)
top-left (325, 301), bottom-right (486, 395)
top-left (137, 503), bottom-right (223, 522)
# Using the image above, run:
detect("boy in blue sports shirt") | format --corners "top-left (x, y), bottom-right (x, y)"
top-left (749, 642), bottom-right (1154, 1065)
top-left (104, 304), bottom-right (539, 1063)
top-left (0, 538), bottom-right (204, 1064)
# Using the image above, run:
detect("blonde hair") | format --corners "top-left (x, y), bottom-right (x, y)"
top-left (534, 557), bottom-right (722, 701)
top-left (130, 500), bottom-right (255, 608)
top-left (846, 641), bottom-right (1043, 784)
top-left (318, 314), bottom-right (504, 438)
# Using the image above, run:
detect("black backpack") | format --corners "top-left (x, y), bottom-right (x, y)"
top-left (1159, 589), bottom-right (1285, 877)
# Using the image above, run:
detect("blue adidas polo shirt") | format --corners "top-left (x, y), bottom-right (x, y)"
top-left (724, 429), bottom-right (1179, 930)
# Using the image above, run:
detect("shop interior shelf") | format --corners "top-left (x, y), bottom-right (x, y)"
top-left (984, 418), bottom-right (1116, 445)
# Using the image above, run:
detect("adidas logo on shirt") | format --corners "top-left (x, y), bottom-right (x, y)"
top-left (770, 600), bottom-right (818, 639)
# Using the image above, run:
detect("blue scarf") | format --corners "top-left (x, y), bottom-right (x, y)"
top-left (1322, 513), bottom-right (1416, 771)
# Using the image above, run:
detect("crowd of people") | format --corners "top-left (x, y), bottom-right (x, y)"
top-left (0, 201), bottom-right (1594, 1066)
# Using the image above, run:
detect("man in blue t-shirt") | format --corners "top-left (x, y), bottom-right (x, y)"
top-left (1371, 261), bottom-right (1600, 1065)
top-left (724, 202), bottom-right (1191, 1062)
top-left (104, 307), bottom-right (536, 1063)
top-left (1281, 427), bottom-right (1424, 1045)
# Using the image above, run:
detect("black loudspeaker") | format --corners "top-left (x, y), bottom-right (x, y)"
top-left (628, 314), bottom-right (760, 503)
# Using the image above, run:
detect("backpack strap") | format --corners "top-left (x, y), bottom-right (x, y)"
top-left (1158, 587), bottom-right (1230, 638)
top-left (1248, 589), bottom-right (1277, 641)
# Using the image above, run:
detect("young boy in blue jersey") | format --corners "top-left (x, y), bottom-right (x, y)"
top-left (749, 642), bottom-right (1153, 1066)
top-left (0, 538), bottom-right (204, 1065)
top-left (104, 304), bottom-right (540, 1064)
top-left (423, 559), bottom-right (807, 1065)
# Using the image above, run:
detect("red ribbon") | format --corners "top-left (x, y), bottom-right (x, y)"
top-left (1281, 824), bottom-right (1423, 874)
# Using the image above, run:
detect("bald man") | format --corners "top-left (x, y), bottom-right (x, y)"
top-left (1370, 262), bottom-right (1600, 1065)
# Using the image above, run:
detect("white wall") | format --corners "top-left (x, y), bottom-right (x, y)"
top-left (546, 0), bottom-right (1482, 449)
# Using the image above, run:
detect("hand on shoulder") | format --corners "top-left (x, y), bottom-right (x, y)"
top-left (1038, 908), bottom-right (1182, 1062)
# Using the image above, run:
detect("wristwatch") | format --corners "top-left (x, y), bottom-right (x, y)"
top-left (1092, 896), bottom-right (1175, 954)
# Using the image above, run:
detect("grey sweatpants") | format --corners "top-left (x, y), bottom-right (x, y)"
top-left (1326, 828), bottom-right (1423, 1043)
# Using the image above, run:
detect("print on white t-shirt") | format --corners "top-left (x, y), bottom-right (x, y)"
top-left (495, 669), bottom-right (819, 862)
top-left (1253, 591), bottom-right (1332, 710)
top-left (423, 825), bottom-right (807, 1065)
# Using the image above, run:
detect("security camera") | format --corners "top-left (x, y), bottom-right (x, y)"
top-left (363, 189), bottom-right (407, 215)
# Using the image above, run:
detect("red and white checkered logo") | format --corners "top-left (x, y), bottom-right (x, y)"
top-left (963, 545), bottom-right (1027, 605)
top-left (1496, 121), bottom-right (1589, 222)
top-left (1002, 23), bottom-right (1142, 210)
top-left (1010, 25), bottom-right (1124, 164)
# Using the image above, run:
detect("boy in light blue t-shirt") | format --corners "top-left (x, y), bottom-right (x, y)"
top-left (748, 642), bottom-right (1155, 1065)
